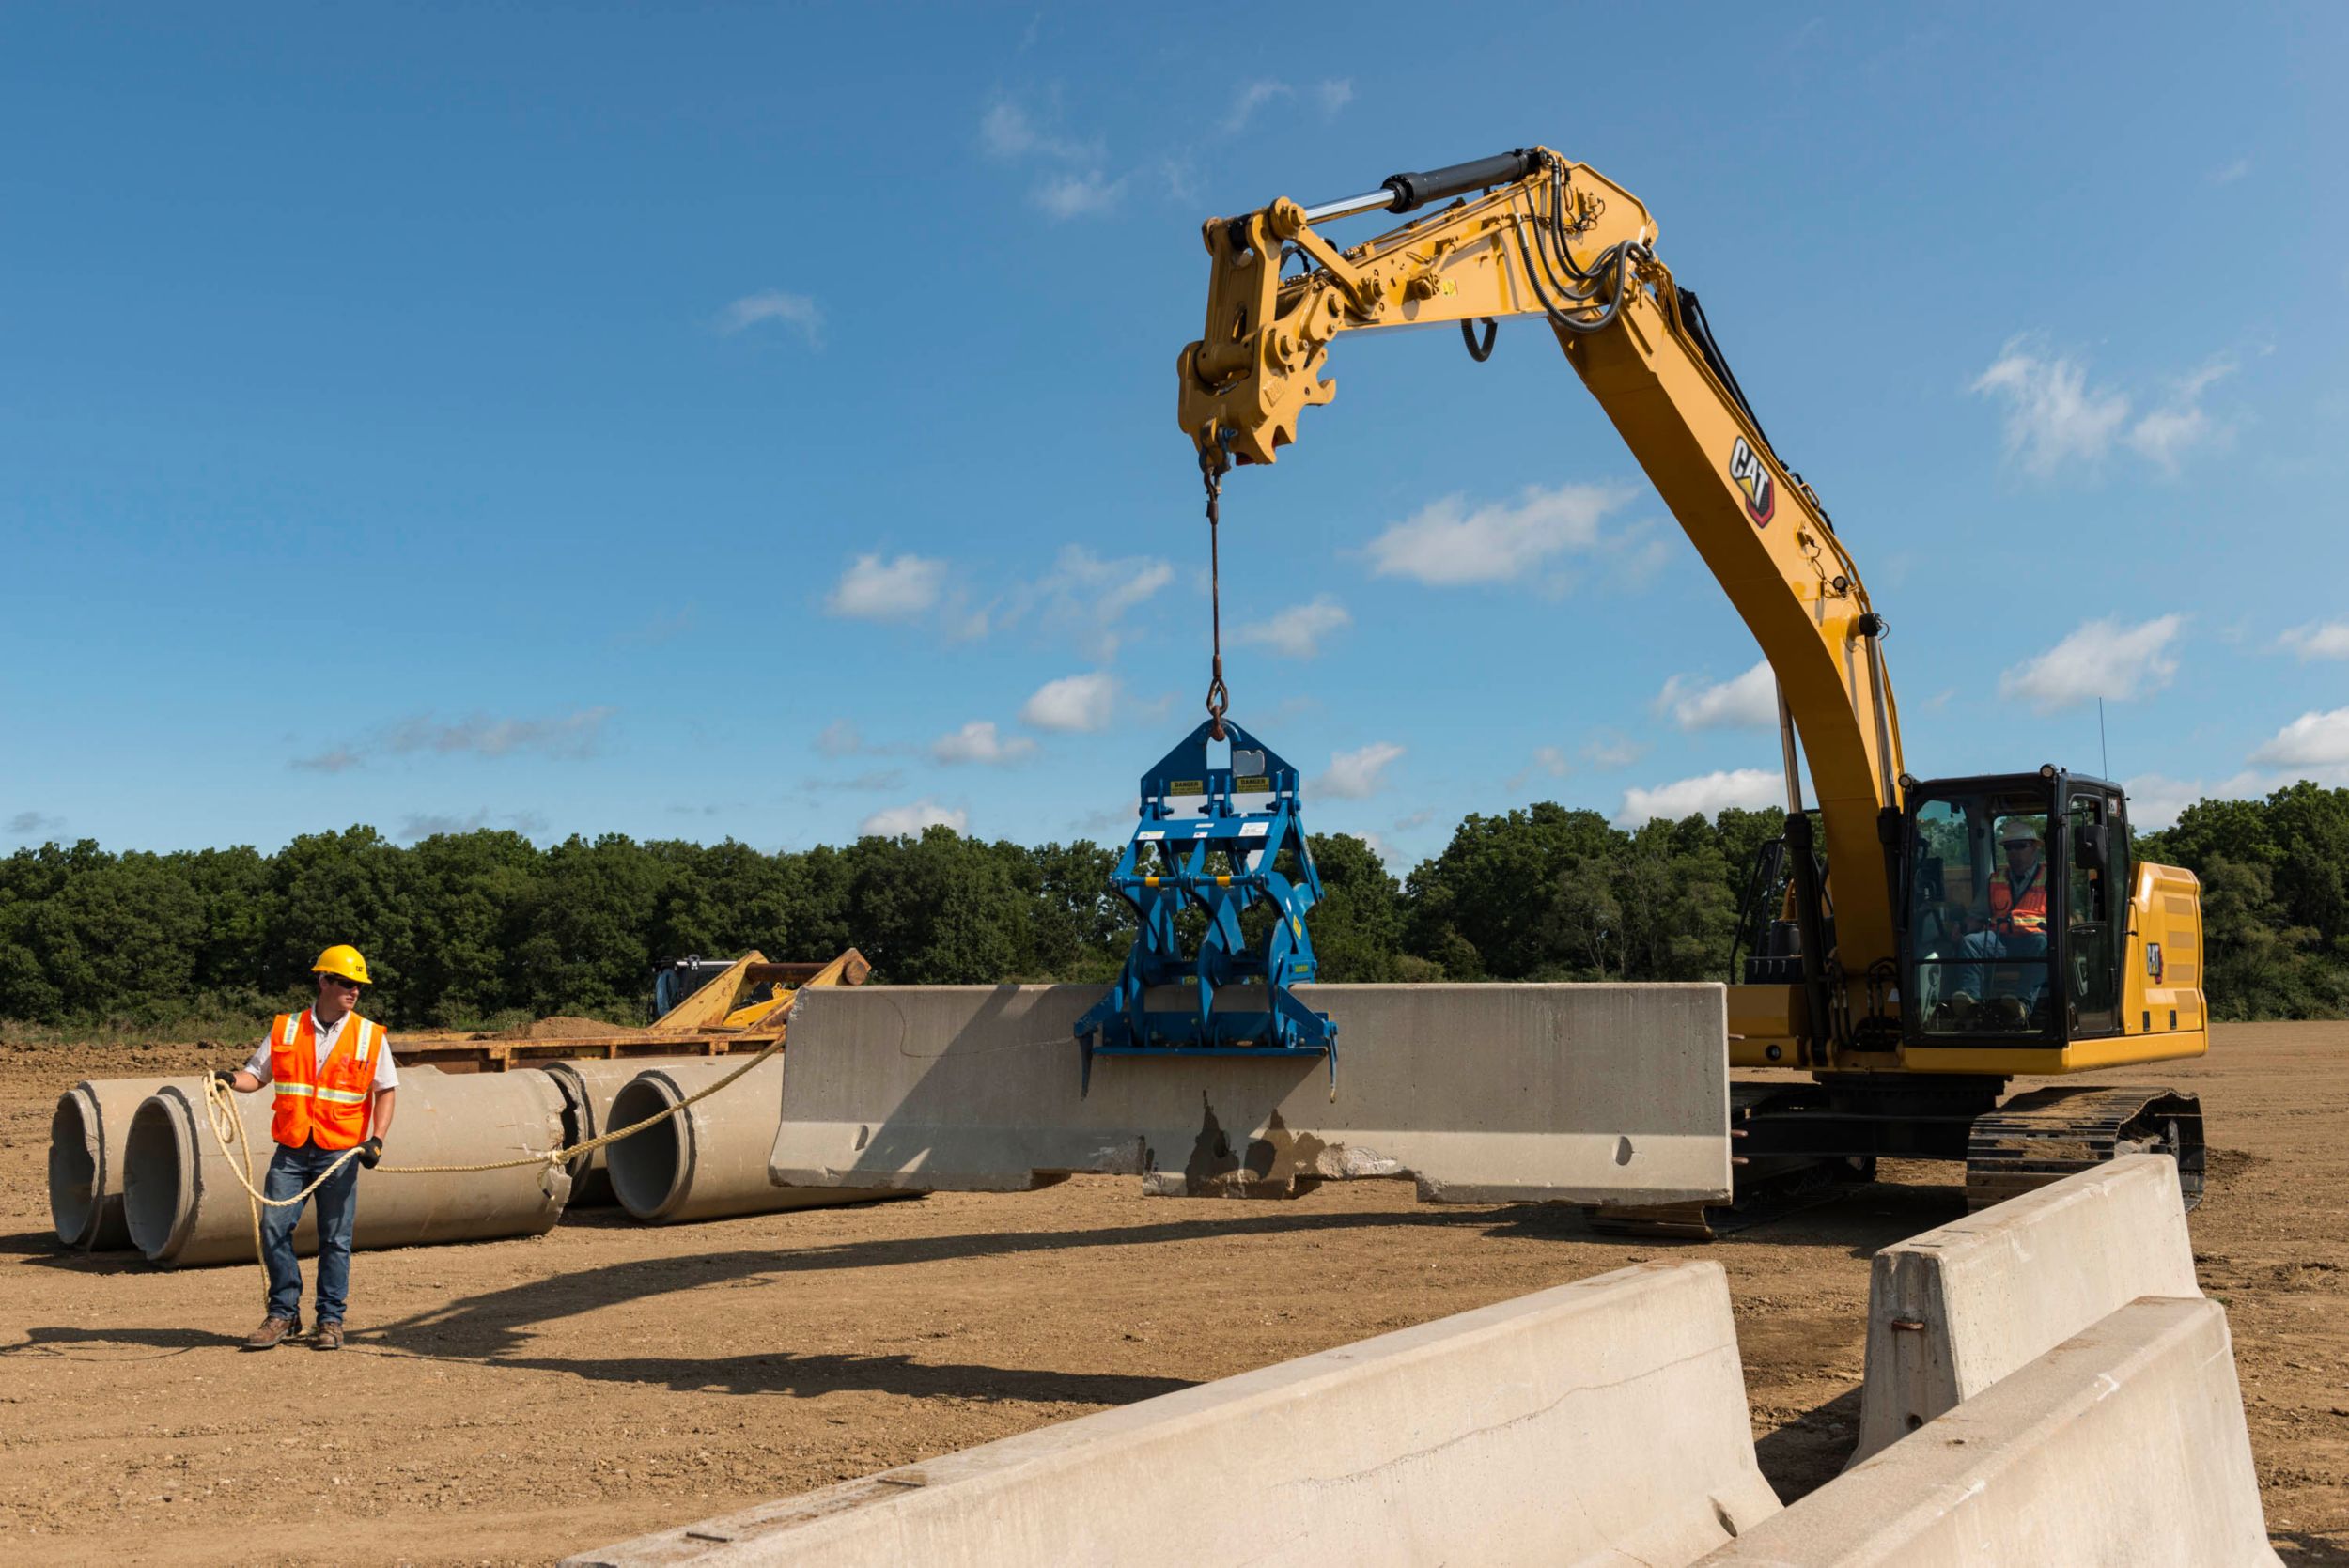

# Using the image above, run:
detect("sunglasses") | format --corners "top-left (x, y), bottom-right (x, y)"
top-left (323, 976), bottom-right (364, 989)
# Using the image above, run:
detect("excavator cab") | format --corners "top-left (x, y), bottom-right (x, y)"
top-left (1901, 768), bottom-right (2128, 1048)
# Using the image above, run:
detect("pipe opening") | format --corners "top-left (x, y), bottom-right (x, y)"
top-left (122, 1097), bottom-right (190, 1260)
top-left (548, 1070), bottom-right (594, 1176)
top-left (605, 1079), bottom-right (687, 1219)
top-left (48, 1092), bottom-right (99, 1245)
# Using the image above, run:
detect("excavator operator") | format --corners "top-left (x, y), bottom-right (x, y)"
top-left (1952, 819), bottom-right (2049, 1017)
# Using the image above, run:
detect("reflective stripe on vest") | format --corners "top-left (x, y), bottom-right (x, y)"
top-left (1990, 862), bottom-right (2047, 937)
top-left (269, 1011), bottom-right (382, 1150)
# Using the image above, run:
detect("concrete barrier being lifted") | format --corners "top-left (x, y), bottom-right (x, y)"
top-left (605, 1058), bottom-right (910, 1224)
top-left (563, 1260), bottom-right (1781, 1568)
top-left (768, 983), bottom-right (1732, 1205)
top-left (122, 1065), bottom-right (572, 1266)
top-left (1700, 1296), bottom-right (2278, 1567)
top-left (49, 1076), bottom-right (200, 1250)
top-left (1850, 1152), bottom-right (2200, 1463)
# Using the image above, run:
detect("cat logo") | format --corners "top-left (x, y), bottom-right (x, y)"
top-left (1729, 436), bottom-right (1775, 526)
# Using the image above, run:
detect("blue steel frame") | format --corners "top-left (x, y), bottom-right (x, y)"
top-left (1074, 718), bottom-right (1337, 1088)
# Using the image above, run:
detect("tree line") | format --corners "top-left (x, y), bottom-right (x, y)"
top-left (2, 783), bottom-right (2342, 1031)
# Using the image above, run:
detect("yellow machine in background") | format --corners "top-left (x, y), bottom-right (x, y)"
top-left (1178, 147), bottom-right (2204, 1221)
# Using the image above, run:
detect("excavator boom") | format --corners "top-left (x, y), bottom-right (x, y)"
top-left (1180, 147), bottom-right (1904, 1052)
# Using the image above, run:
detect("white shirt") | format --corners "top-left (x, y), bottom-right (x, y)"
top-left (242, 1007), bottom-right (400, 1093)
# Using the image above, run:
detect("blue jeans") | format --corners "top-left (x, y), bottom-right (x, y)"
top-left (260, 1141), bottom-right (361, 1326)
top-left (1954, 928), bottom-right (2047, 1006)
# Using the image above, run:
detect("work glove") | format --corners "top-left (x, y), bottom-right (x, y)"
top-left (210, 1067), bottom-right (241, 1089)
top-left (356, 1137), bottom-right (385, 1170)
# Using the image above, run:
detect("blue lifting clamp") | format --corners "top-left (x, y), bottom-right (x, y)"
top-left (1075, 718), bottom-right (1337, 1094)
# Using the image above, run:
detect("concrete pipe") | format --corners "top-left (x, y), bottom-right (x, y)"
top-left (604, 1057), bottom-right (912, 1223)
top-left (122, 1065), bottom-right (573, 1267)
top-left (50, 1076), bottom-right (201, 1250)
top-left (541, 1058), bottom-right (708, 1208)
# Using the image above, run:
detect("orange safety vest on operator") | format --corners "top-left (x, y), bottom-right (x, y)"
top-left (268, 1010), bottom-right (385, 1150)
top-left (1989, 862), bottom-right (2048, 938)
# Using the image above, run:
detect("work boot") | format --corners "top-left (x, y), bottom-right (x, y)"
top-left (242, 1315), bottom-right (299, 1351)
top-left (312, 1321), bottom-right (345, 1352)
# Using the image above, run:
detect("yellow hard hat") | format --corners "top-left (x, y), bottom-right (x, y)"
top-left (312, 944), bottom-right (372, 985)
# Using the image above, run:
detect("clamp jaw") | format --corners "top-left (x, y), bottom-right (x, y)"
top-left (1075, 718), bottom-right (1337, 1091)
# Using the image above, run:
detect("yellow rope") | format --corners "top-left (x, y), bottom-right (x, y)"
top-left (196, 1032), bottom-right (787, 1210)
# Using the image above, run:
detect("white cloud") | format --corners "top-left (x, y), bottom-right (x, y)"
top-left (931, 720), bottom-right (1037, 766)
top-left (1235, 596), bottom-right (1350, 659)
top-left (718, 290), bottom-right (822, 346)
top-left (1033, 169), bottom-right (1127, 219)
top-left (2249, 707), bottom-right (2349, 769)
top-left (1506, 746), bottom-right (1572, 792)
top-left (2124, 359), bottom-right (2234, 474)
top-left (1657, 660), bottom-right (1776, 730)
top-left (1315, 79), bottom-right (1354, 116)
top-left (859, 799), bottom-right (969, 838)
top-left (1318, 741), bottom-right (1405, 800)
top-left (1580, 733), bottom-right (1646, 770)
top-left (396, 809), bottom-right (546, 843)
top-left (826, 552), bottom-right (949, 621)
top-left (1223, 79), bottom-right (1292, 133)
top-left (2123, 771), bottom-right (2271, 831)
top-left (1021, 545), bottom-right (1174, 659)
top-left (1364, 483), bottom-right (1632, 586)
top-left (2279, 621), bottom-right (2349, 660)
top-left (2209, 156), bottom-right (2251, 185)
top-left (1971, 338), bottom-right (2130, 476)
top-left (1998, 614), bottom-right (2184, 713)
top-left (979, 100), bottom-right (1100, 163)
top-left (1020, 672), bottom-right (1118, 733)
top-left (299, 707), bottom-right (614, 771)
top-left (1615, 768), bottom-right (1781, 827)
top-left (383, 708), bottom-right (617, 760)
top-left (816, 719), bottom-right (865, 757)
top-left (1971, 336), bottom-right (2231, 478)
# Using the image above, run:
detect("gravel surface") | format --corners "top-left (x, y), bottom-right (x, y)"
top-left (1, 1022), bottom-right (2341, 1563)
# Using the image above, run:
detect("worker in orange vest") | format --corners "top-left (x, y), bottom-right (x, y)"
top-left (1951, 819), bottom-right (2050, 1020)
top-left (213, 945), bottom-right (398, 1352)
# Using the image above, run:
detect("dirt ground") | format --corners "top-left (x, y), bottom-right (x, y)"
top-left (2, 1023), bottom-right (2343, 1565)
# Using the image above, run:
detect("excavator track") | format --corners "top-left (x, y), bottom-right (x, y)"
top-left (1590, 1083), bottom-right (1874, 1241)
top-left (1964, 1084), bottom-right (2204, 1211)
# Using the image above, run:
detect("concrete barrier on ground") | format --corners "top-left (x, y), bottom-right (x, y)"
top-left (1699, 1296), bottom-right (2278, 1567)
top-left (766, 983), bottom-right (1732, 1205)
top-left (1850, 1152), bottom-right (2199, 1463)
top-left (563, 1260), bottom-right (1780, 1568)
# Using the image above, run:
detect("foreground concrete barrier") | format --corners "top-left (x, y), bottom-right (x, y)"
top-left (768, 984), bottom-right (1731, 1205)
top-left (565, 1260), bottom-right (1779, 1567)
top-left (604, 1058), bottom-right (911, 1224)
top-left (1850, 1152), bottom-right (2199, 1463)
top-left (123, 1066), bottom-right (571, 1266)
top-left (1702, 1296), bottom-right (2277, 1566)
top-left (49, 1076), bottom-right (201, 1250)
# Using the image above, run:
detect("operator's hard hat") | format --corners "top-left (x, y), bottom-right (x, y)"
top-left (312, 944), bottom-right (372, 985)
top-left (1999, 819), bottom-right (2044, 846)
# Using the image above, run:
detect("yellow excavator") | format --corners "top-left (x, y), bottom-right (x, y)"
top-left (1177, 147), bottom-right (2206, 1227)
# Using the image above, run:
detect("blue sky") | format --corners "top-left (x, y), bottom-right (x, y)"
top-left (5, 5), bottom-right (2344, 866)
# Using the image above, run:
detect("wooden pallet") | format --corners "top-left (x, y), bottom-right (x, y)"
top-left (390, 948), bottom-right (867, 1074)
top-left (392, 1032), bottom-right (781, 1075)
